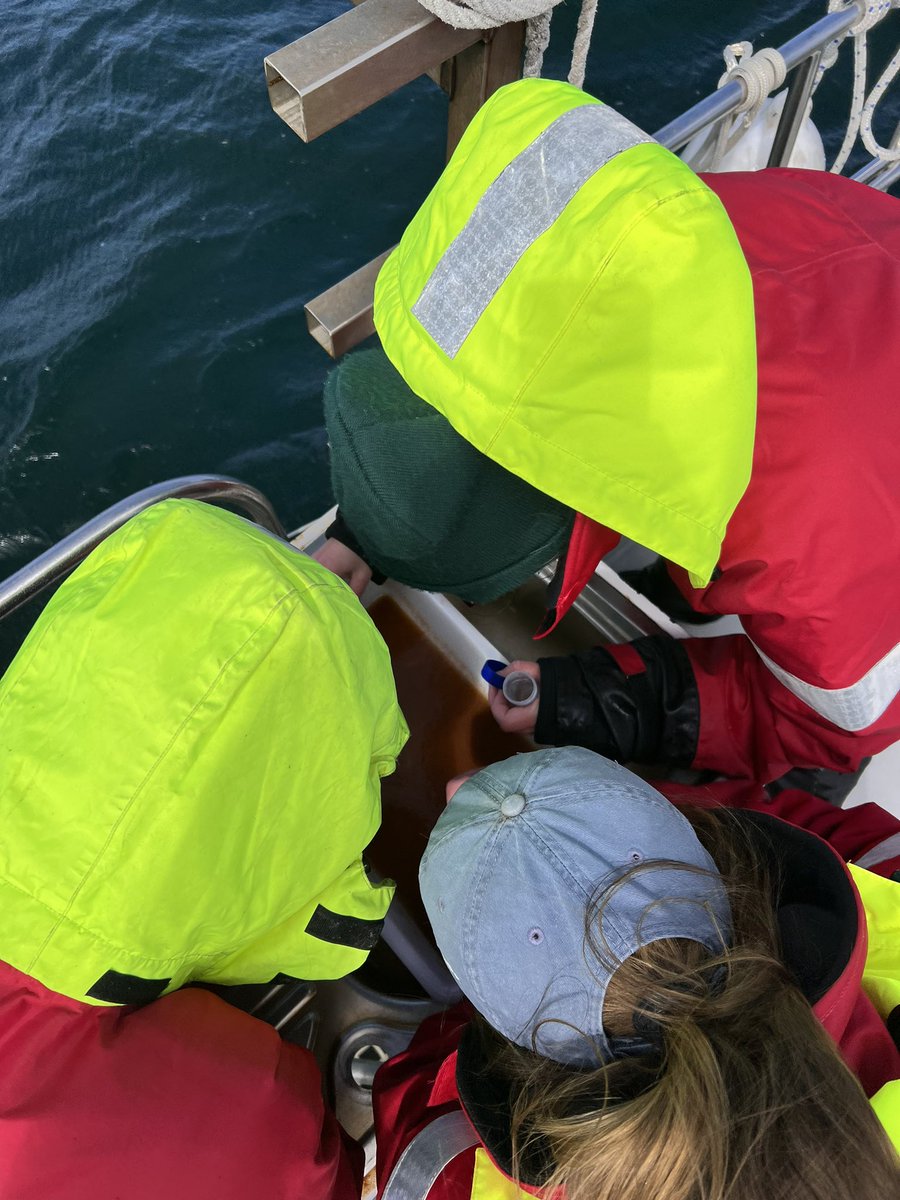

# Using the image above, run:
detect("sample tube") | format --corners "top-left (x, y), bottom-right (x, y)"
top-left (501, 670), bottom-right (539, 707)
top-left (481, 659), bottom-right (539, 707)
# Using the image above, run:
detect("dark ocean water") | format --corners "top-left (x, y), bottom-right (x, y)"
top-left (0, 0), bottom-right (897, 661)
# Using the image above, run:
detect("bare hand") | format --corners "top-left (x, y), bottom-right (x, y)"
top-left (312, 538), bottom-right (373, 597)
top-left (487, 660), bottom-right (541, 737)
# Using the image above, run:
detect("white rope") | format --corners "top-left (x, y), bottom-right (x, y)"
top-left (415, 0), bottom-right (558, 29)
top-left (822, 0), bottom-right (898, 172)
top-left (705, 42), bottom-right (788, 171)
top-left (719, 43), bottom-right (788, 115)
top-left (569, 0), bottom-right (600, 88)
top-left (417, 0), bottom-right (600, 83)
top-left (523, 9), bottom-right (553, 78)
top-left (859, 44), bottom-right (900, 160)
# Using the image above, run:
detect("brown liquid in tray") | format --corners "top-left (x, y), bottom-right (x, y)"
top-left (367, 595), bottom-right (532, 930)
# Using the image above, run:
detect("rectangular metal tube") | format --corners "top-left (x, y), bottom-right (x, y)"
top-left (305, 249), bottom-right (395, 358)
top-left (265, 0), bottom-right (483, 142)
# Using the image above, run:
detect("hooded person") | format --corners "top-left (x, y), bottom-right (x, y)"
top-left (316, 75), bottom-right (900, 800)
top-left (0, 498), bottom-right (408, 1200)
top-left (371, 748), bottom-right (900, 1200)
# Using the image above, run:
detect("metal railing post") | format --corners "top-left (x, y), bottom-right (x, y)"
top-left (0, 475), bottom-right (289, 621)
top-left (767, 51), bottom-right (823, 167)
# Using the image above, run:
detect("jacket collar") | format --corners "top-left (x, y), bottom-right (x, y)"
top-left (535, 516), bottom-right (620, 637)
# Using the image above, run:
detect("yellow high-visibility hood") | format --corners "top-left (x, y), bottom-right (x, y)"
top-left (0, 500), bottom-right (408, 1004)
top-left (375, 79), bottom-right (757, 586)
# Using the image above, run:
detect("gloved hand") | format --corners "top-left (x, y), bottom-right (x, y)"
top-left (535, 637), bottom-right (700, 766)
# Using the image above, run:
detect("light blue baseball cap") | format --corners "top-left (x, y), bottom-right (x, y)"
top-left (419, 747), bottom-right (732, 1067)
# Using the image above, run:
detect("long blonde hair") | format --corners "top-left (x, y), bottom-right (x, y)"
top-left (475, 808), bottom-right (898, 1200)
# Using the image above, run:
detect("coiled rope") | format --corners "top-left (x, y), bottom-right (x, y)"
top-left (818, 0), bottom-right (898, 171)
top-left (695, 2), bottom-right (898, 174)
top-left (416, 0), bottom-right (600, 87)
top-left (720, 44), bottom-right (788, 114)
top-left (420, 0), bottom-right (899, 173)
top-left (704, 42), bottom-right (788, 169)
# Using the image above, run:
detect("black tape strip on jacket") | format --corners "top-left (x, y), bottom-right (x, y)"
top-left (305, 903), bottom-right (384, 951)
top-left (87, 970), bottom-right (171, 1005)
top-left (535, 635), bottom-right (699, 766)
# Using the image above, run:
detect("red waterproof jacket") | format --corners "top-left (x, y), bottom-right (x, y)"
top-left (372, 804), bottom-right (900, 1199)
top-left (539, 170), bottom-right (900, 784)
top-left (0, 971), bottom-right (362, 1200)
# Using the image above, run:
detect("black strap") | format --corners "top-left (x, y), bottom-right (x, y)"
top-left (305, 904), bottom-right (383, 951)
top-left (87, 970), bottom-right (171, 1005)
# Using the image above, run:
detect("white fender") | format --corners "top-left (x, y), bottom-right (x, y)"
top-left (680, 90), bottom-right (826, 173)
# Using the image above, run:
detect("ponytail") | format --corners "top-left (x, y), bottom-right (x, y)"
top-left (480, 808), bottom-right (899, 1200)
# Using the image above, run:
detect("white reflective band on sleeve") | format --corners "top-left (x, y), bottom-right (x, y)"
top-left (749, 635), bottom-right (900, 732)
top-left (412, 104), bottom-right (651, 358)
top-left (855, 833), bottom-right (900, 871)
top-left (381, 1110), bottom-right (479, 1200)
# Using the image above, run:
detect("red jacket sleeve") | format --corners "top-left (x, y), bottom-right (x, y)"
top-left (684, 631), bottom-right (900, 781)
top-left (372, 1004), bottom-right (476, 1200)
top-left (119, 988), bottom-right (364, 1200)
top-left (661, 776), bottom-right (900, 878)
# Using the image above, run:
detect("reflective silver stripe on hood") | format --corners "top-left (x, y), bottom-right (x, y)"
top-left (749, 636), bottom-right (900, 732)
top-left (412, 103), bottom-right (651, 358)
top-left (855, 833), bottom-right (900, 871)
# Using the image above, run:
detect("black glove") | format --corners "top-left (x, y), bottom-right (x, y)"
top-left (536, 636), bottom-right (699, 766)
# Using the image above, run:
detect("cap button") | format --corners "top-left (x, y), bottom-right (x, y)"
top-left (500, 793), bottom-right (526, 818)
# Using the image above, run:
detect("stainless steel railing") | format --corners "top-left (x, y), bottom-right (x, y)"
top-left (653, 1), bottom-right (896, 185)
top-left (0, 474), bottom-right (288, 621)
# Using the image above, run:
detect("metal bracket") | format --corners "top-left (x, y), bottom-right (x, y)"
top-left (293, 12), bottom-right (525, 358)
top-left (304, 249), bottom-right (394, 359)
top-left (264, 0), bottom-right (483, 142)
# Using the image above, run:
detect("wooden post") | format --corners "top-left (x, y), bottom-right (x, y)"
top-left (445, 23), bottom-right (526, 159)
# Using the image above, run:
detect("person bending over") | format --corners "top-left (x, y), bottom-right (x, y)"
top-left (0, 499), bottom-right (408, 1200)
top-left (372, 748), bottom-right (899, 1199)
top-left (316, 75), bottom-right (900, 802)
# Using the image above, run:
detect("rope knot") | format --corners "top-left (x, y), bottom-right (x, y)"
top-left (718, 43), bottom-right (787, 118)
top-left (415, 0), bottom-right (600, 85)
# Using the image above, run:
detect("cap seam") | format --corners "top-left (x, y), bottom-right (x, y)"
top-left (461, 822), bottom-right (508, 1028)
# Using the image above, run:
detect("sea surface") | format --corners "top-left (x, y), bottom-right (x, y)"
top-left (0, 0), bottom-right (897, 663)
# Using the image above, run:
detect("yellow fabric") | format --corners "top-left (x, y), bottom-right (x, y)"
top-left (375, 78), bottom-right (757, 587)
top-left (849, 865), bottom-right (900, 1018)
top-left (0, 500), bottom-right (408, 1003)
top-left (849, 865), bottom-right (900, 1150)
top-left (471, 1148), bottom-right (523, 1200)
top-left (870, 1082), bottom-right (900, 1151)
